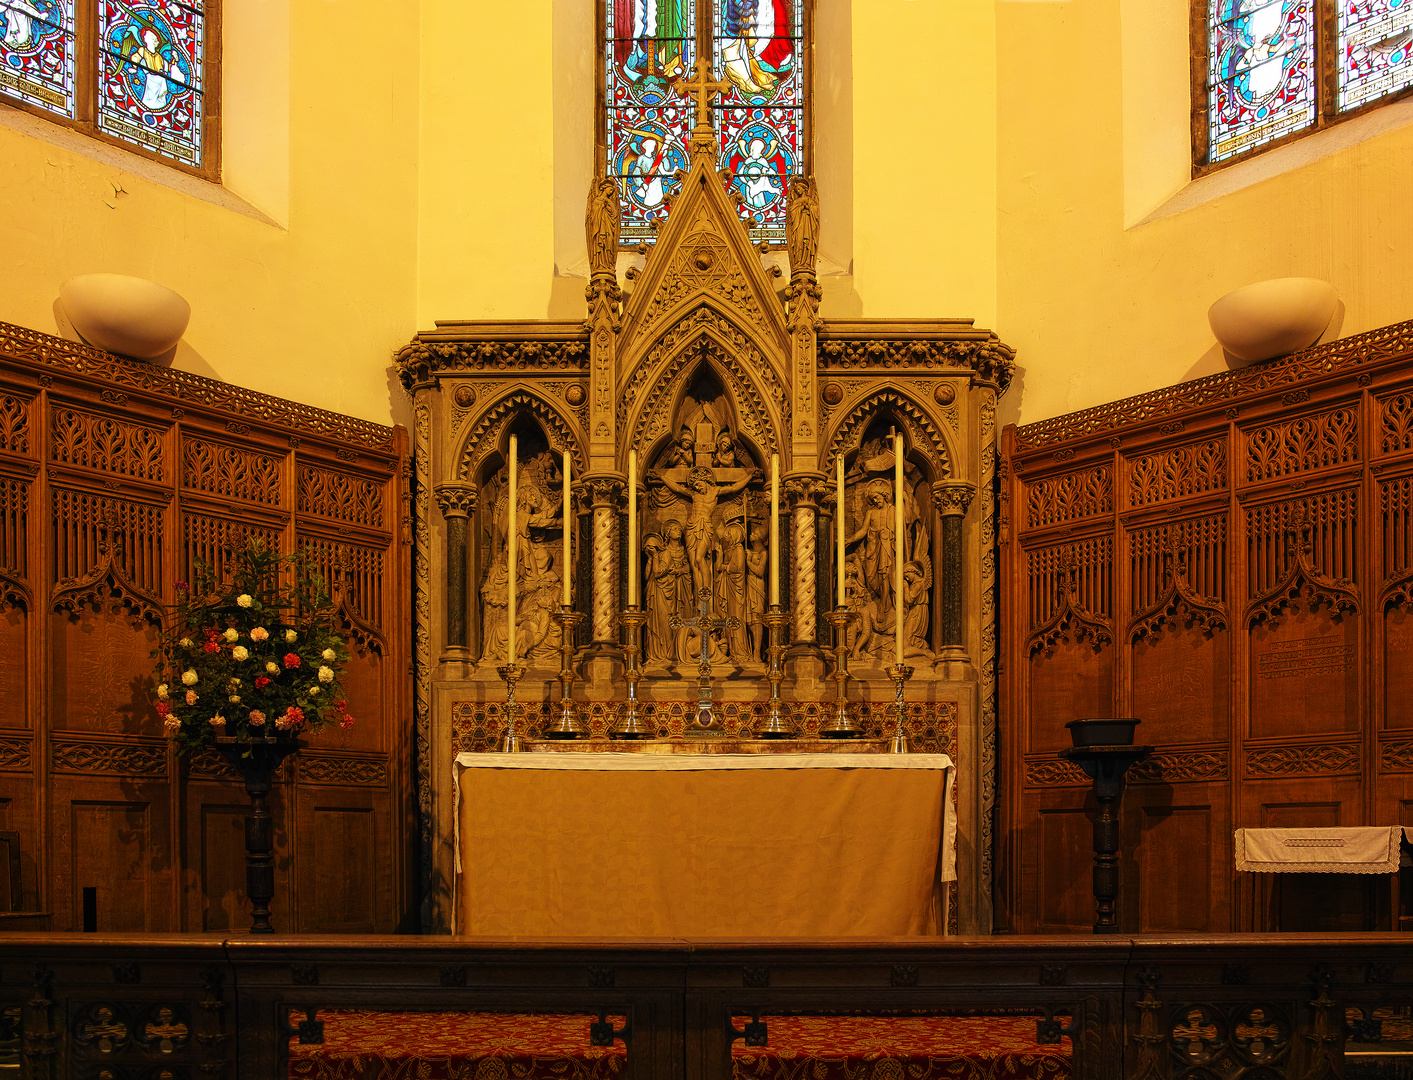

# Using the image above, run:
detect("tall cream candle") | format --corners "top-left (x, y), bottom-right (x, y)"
top-left (562, 451), bottom-right (572, 606)
top-left (836, 453), bottom-right (845, 607)
top-left (628, 449), bottom-right (638, 607)
top-left (894, 433), bottom-right (904, 665)
top-left (770, 453), bottom-right (779, 605)
top-left (508, 435), bottom-right (518, 665)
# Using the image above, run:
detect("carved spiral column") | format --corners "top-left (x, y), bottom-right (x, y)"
top-left (785, 476), bottom-right (826, 645)
top-left (434, 482), bottom-right (478, 663)
top-left (933, 481), bottom-right (975, 657)
top-left (583, 476), bottom-right (625, 646)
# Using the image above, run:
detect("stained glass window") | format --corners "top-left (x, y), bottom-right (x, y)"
top-left (1201, 0), bottom-right (1413, 169)
top-left (1207, 0), bottom-right (1316, 164)
top-left (0, 0), bottom-right (76, 118)
top-left (97, 0), bottom-right (205, 167)
top-left (1339, 0), bottom-right (1413, 110)
top-left (714, 0), bottom-right (803, 247)
top-left (0, 0), bottom-right (214, 175)
top-left (603, 0), bottom-right (808, 247)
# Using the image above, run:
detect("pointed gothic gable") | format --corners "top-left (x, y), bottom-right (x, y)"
top-left (616, 150), bottom-right (790, 375)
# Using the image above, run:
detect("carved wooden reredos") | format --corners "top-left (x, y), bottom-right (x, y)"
top-left (402, 131), bottom-right (1015, 935)
top-left (1000, 318), bottom-right (1413, 936)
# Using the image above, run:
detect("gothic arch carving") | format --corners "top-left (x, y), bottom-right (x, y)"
top-left (1129, 546), bottom-right (1227, 641)
top-left (0, 570), bottom-right (31, 612)
top-left (456, 389), bottom-right (586, 482)
top-left (52, 556), bottom-right (163, 625)
top-left (822, 390), bottom-right (956, 480)
top-left (1246, 507), bottom-right (1360, 627)
top-left (618, 306), bottom-right (788, 469)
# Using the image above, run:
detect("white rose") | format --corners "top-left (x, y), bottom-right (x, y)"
top-left (322, 648), bottom-right (336, 662)
top-left (236, 594), bottom-right (253, 608)
top-left (163, 717), bottom-right (181, 734)
top-left (265, 662), bottom-right (279, 674)
top-left (181, 669), bottom-right (198, 686)
top-left (317, 665), bottom-right (334, 683)
top-left (228, 695), bottom-right (241, 704)
top-left (232, 646), bottom-right (249, 661)
top-left (309, 685), bottom-right (322, 696)
top-left (179, 637), bottom-right (193, 649)
top-left (285, 629), bottom-right (298, 643)
top-left (157, 683), bottom-right (169, 700)
top-left (223, 628), bottom-right (239, 643)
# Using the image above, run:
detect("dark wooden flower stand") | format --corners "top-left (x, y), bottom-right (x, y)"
top-left (213, 736), bottom-right (303, 934)
top-left (1057, 743), bottom-right (1152, 935)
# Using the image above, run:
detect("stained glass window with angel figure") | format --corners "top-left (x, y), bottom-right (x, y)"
top-left (0, 0), bottom-right (217, 177)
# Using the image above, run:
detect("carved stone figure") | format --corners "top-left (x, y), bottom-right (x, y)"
top-left (479, 449), bottom-right (568, 666)
top-left (586, 177), bottom-right (621, 278)
top-left (715, 520), bottom-right (753, 661)
top-left (651, 464), bottom-right (756, 600)
top-left (786, 174), bottom-right (819, 273)
top-left (745, 524), bottom-right (767, 655)
top-left (644, 520), bottom-right (693, 664)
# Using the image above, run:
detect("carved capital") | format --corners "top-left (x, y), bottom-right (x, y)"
top-left (782, 473), bottom-right (827, 510)
top-left (434, 482), bottom-right (478, 519)
top-left (932, 482), bottom-right (976, 517)
top-left (580, 474), bottom-right (626, 510)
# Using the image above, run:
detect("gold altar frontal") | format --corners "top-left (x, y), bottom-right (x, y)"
top-left (454, 752), bottom-right (957, 938)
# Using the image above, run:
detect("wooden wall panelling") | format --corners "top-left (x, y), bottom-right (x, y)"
top-left (1002, 321), bottom-right (1413, 934)
top-left (0, 322), bottom-right (411, 933)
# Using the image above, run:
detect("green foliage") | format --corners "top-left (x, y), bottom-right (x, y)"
top-left (151, 538), bottom-right (355, 754)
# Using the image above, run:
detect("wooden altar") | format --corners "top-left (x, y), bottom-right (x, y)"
top-left (397, 97), bottom-right (1014, 935)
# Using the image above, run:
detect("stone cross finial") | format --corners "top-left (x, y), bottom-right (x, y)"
top-left (673, 57), bottom-right (731, 134)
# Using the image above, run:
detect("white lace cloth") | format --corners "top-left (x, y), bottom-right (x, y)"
top-left (1234, 826), bottom-right (1408, 874)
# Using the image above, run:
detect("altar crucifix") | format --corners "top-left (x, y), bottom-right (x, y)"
top-left (670, 579), bottom-right (740, 732)
top-left (673, 56), bottom-right (732, 153)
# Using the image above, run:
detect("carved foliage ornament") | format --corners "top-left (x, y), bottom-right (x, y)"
top-left (1129, 439), bottom-right (1227, 507)
top-left (818, 337), bottom-right (1016, 392)
top-left (395, 338), bottom-right (590, 390)
top-left (1026, 465), bottom-right (1112, 530)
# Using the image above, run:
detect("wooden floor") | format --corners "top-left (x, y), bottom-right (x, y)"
top-left (2, 932), bottom-right (1412, 1078)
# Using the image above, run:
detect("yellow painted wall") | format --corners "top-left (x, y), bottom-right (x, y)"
top-left (3, 0), bottom-right (1409, 430)
top-left (0, 0), bottom-right (419, 427)
top-left (852, 0), bottom-right (997, 325)
top-left (997, 0), bottom-right (1413, 426)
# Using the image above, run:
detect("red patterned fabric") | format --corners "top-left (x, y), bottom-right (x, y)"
top-left (287, 1011), bottom-right (626, 1080)
top-left (732, 1016), bottom-right (1070, 1080)
top-left (288, 1012), bottom-right (1069, 1080)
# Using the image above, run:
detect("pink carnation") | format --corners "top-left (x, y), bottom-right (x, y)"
top-left (275, 706), bottom-right (305, 730)
top-left (203, 641), bottom-right (220, 654)
top-left (248, 710), bottom-right (267, 727)
top-left (283, 653), bottom-right (301, 670)
top-left (250, 627), bottom-right (269, 642)
top-left (163, 717), bottom-right (181, 734)
top-left (209, 715), bottom-right (226, 729)
top-left (185, 689), bottom-right (198, 705)
top-left (339, 714), bottom-right (355, 730)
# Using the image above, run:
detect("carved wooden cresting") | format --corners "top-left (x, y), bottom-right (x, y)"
top-left (398, 128), bottom-right (1014, 935)
top-left (1000, 319), bottom-right (1413, 935)
top-left (0, 321), bottom-right (412, 934)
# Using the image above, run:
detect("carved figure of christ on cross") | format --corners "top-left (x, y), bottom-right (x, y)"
top-left (673, 57), bottom-right (732, 135)
top-left (655, 465), bottom-right (757, 599)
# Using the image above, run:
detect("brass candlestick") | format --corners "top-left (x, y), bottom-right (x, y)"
top-left (497, 662), bottom-right (527, 752)
top-left (543, 606), bottom-right (586, 738)
top-left (886, 663), bottom-right (914, 754)
top-left (758, 605), bottom-right (791, 737)
top-left (616, 605), bottom-right (652, 738)
top-left (820, 607), bottom-right (861, 737)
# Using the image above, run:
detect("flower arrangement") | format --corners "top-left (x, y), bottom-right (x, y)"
top-left (152, 538), bottom-right (355, 753)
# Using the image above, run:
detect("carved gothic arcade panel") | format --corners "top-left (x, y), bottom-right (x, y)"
top-left (1001, 319), bottom-right (1413, 935)
top-left (0, 320), bottom-right (411, 933)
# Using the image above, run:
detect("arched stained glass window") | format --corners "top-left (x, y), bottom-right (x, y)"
top-left (1196, 0), bottom-right (1413, 171)
top-left (0, 0), bottom-right (217, 176)
top-left (603, 0), bottom-right (810, 247)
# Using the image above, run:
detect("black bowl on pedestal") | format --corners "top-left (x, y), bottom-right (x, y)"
top-left (1065, 718), bottom-right (1140, 747)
